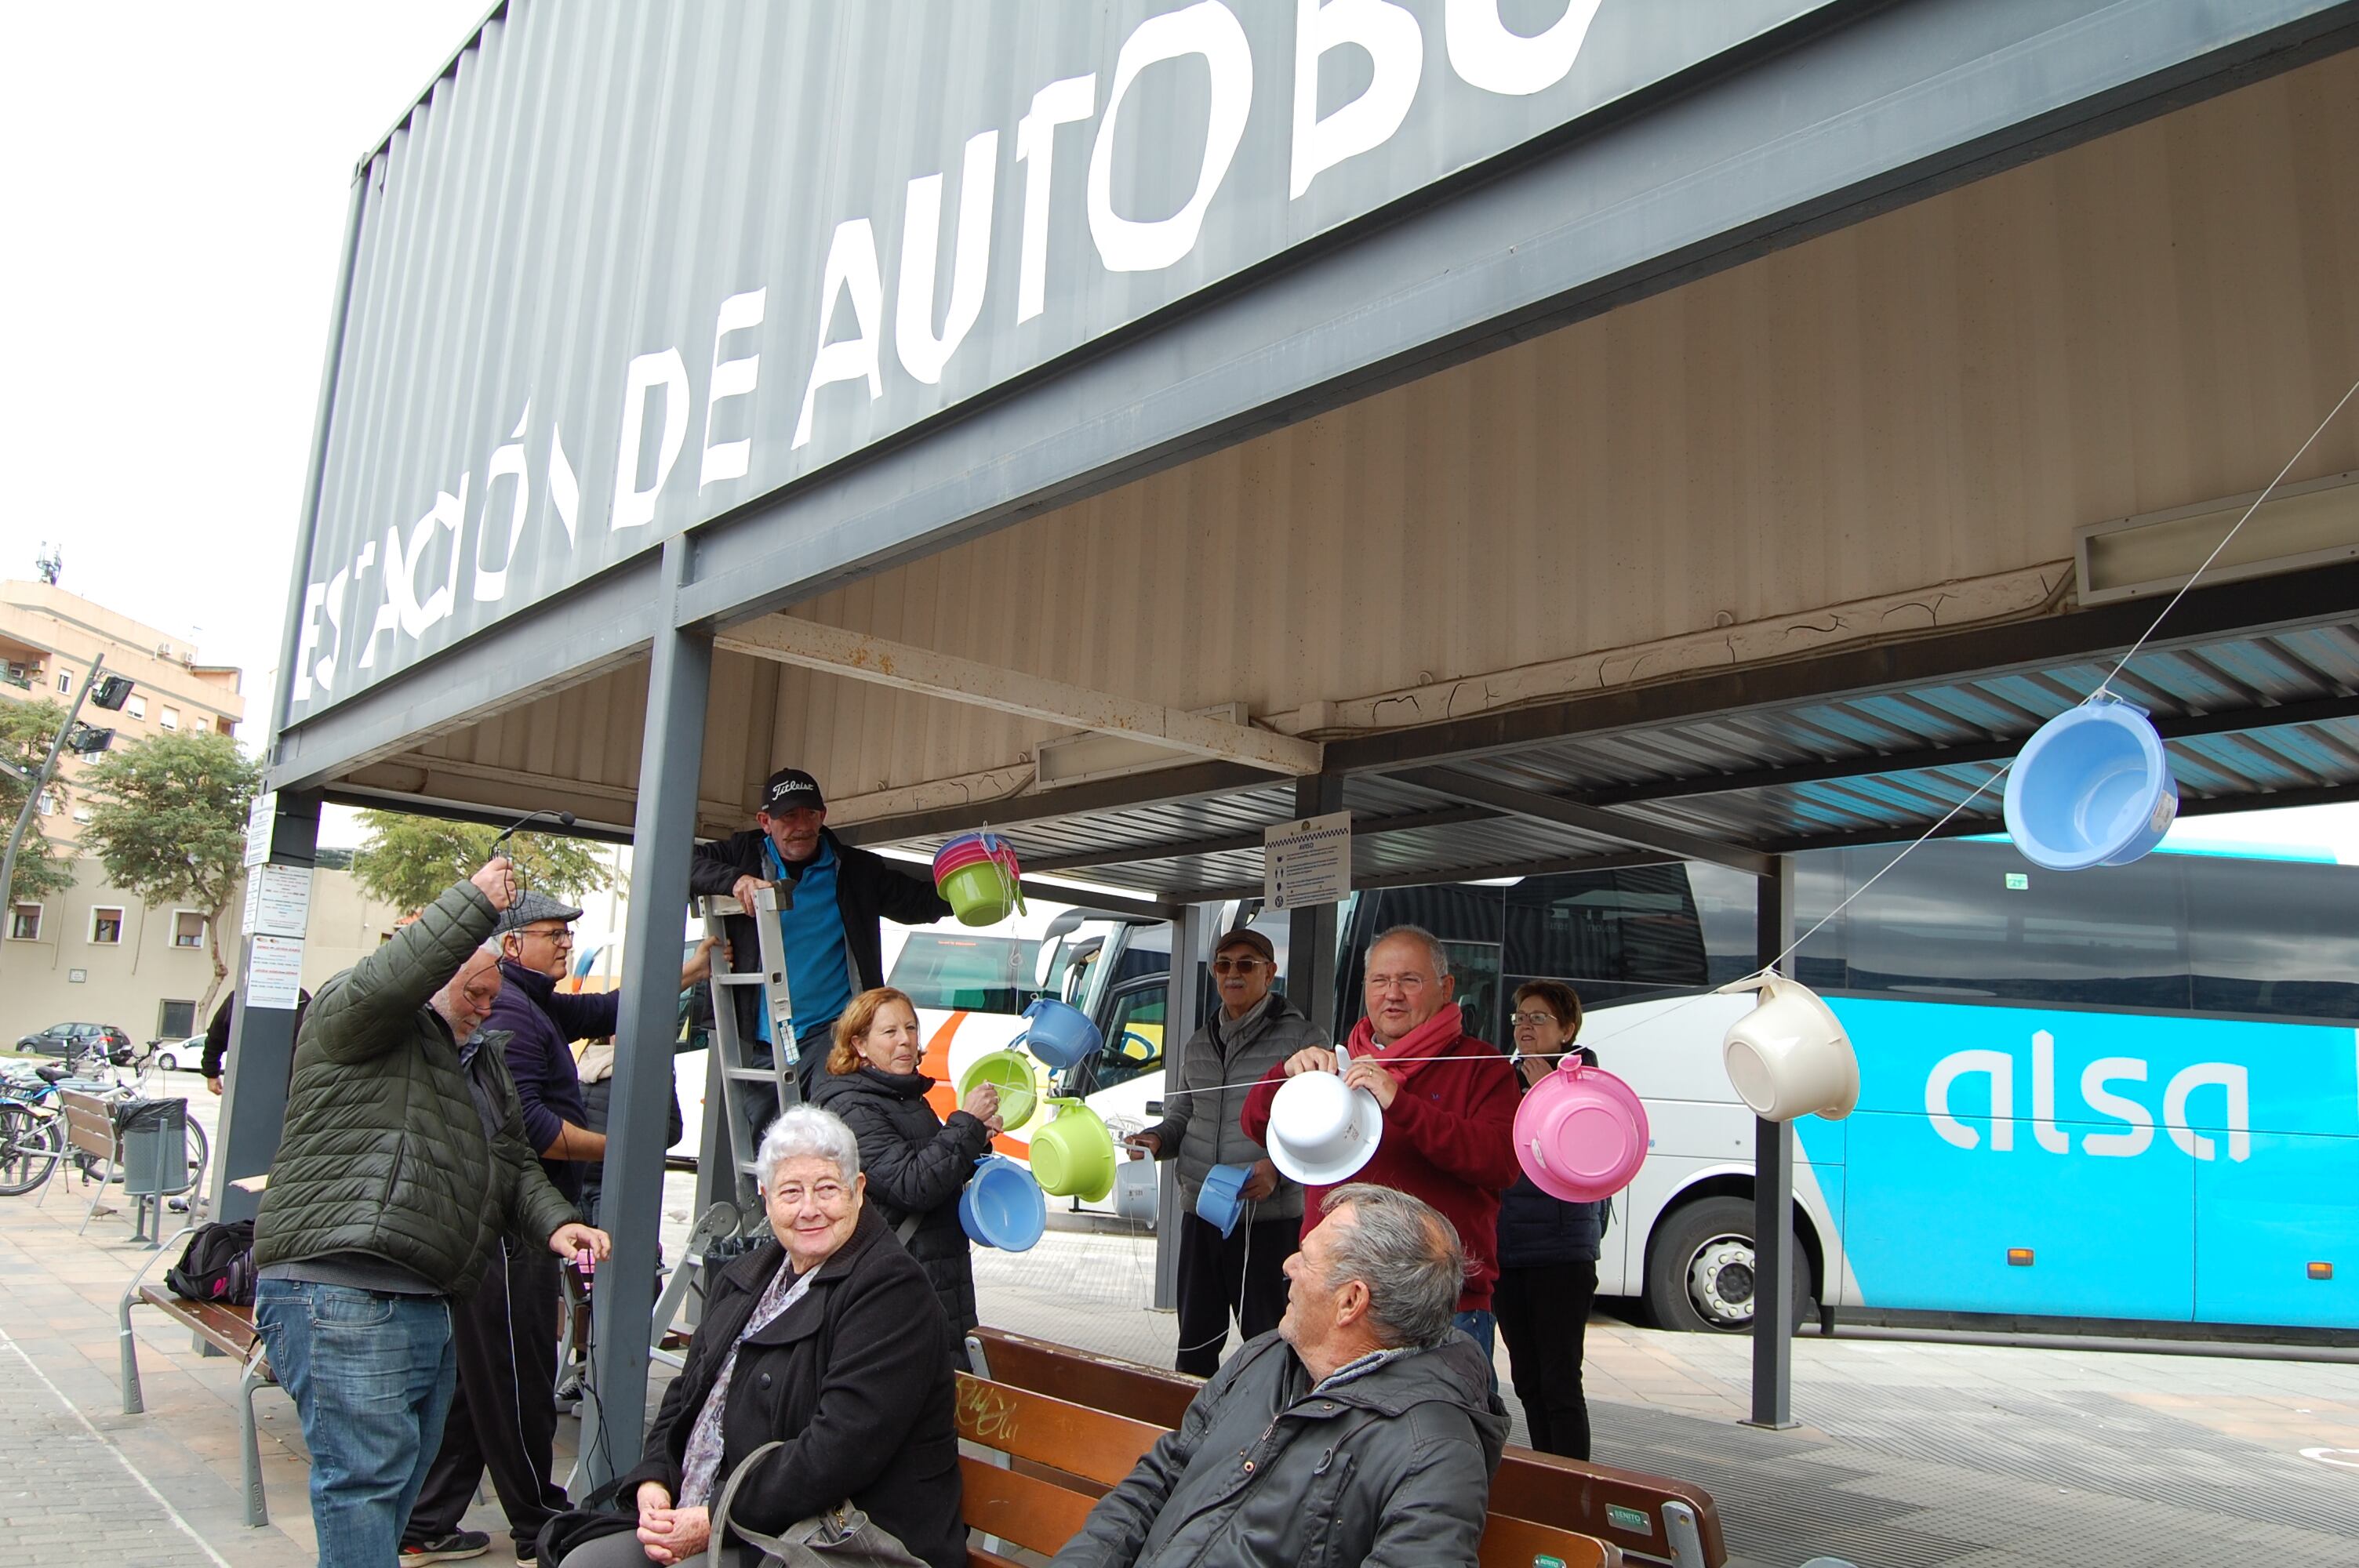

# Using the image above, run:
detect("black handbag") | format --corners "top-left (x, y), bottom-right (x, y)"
top-left (534, 1475), bottom-right (639, 1563)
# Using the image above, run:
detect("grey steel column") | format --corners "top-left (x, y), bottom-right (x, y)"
top-left (1153, 902), bottom-right (1203, 1313)
top-left (1285, 774), bottom-right (1345, 1038)
top-left (1747, 856), bottom-right (1798, 1429)
top-left (209, 791), bottom-right (321, 1225)
top-left (583, 538), bottom-right (712, 1487)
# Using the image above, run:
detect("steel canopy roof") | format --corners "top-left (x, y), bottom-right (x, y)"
top-left (835, 564), bottom-right (2359, 902)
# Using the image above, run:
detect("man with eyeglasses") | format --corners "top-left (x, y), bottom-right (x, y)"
top-left (1241, 924), bottom-right (1521, 1374)
top-left (404, 891), bottom-right (716, 1563)
top-left (1127, 928), bottom-right (1321, 1375)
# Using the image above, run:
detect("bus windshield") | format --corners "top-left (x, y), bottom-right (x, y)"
top-left (888, 934), bottom-right (1041, 1014)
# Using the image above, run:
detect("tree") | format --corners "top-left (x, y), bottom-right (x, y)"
top-left (79, 731), bottom-right (261, 1022)
top-left (351, 809), bottom-right (615, 914)
top-left (0, 698), bottom-right (78, 909)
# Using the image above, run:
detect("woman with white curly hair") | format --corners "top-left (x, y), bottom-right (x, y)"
top-left (562, 1105), bottom-right (964, 1567)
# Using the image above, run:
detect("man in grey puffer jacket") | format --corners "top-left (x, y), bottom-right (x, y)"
top-left (252, 858), bottom-right (609, 1568)
top-left (1052, 1185), bottom-right (1507, 1568)
top-left (1129, 927), bottom-right (1321, 1375)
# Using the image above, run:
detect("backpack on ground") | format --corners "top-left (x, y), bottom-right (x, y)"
top-left (165, 1219), bottom-right (256, 1307)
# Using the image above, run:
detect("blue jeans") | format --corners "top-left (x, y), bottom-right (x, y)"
top-left (255, 1279), bottom-right (456, 1566)
top-left (1453, 1308), bottom-right (1499, 1399)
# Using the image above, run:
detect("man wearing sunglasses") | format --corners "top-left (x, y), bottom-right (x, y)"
top-left (1128, 928), bottom-right (1321, 1376)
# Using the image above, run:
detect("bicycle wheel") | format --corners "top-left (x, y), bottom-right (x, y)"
top-left (0, 1102), bottom-right (63, 1196)
top-left (181, 1116), bottom-right (209, 1194)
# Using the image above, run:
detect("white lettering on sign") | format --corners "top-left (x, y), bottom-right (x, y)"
top-left (1925, 1033), bottom-right (2252, 1161)
top-left (1089, 1), bottom-right (1256, 273)
top-left (285, 0), bottom-right (1701, 713)
top-left (897, 133), bottom-right (998, 386)
top-left (1292, 0), bottom-right (1424, 200)
top-left (611, 349), bottom-right (691, 531)
top-left (795, 220), bottom-right (887, 449)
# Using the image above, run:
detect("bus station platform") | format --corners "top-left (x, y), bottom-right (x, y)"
top-left (11, 1133), bottom-right (2353, 1568)
top-left (976, 1214), bottom-right (2359, 1568)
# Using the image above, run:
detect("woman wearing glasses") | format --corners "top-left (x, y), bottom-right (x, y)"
top-left (568, 1105), bottom-right (963, 1567)
top-left (1495, 980), bottom-right (1604, 1459)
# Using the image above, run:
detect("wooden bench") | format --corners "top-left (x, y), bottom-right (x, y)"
top-left (968, 1326), bottom-right (1724, 1568)
top-left (954, 1367), bottom-right (1623, 1567)
top-left (57, 1088), bottom-right (122, 1235)
top-left (118, 1228), bottom-right (277, 1526)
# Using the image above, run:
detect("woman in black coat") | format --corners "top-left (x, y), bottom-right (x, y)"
top-left (1495, 979), bottom-right (1606, 1460)
top-left (812, 987), bottom-right (1001, 1362)
top-left (574, 1105), bottom-right (964, 1568)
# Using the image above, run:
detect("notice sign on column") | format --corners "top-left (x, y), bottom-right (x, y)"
top-left (1264, 811), bottom-right (1351, 913)
top-left (242, 790), bottom-right (278, 869)
top-left (246, 935), bottom-right (305, 1010)
top-left (249, 863), bottom-right (314, 938)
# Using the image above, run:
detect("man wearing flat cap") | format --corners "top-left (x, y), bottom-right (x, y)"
top-left (403, 891), bottom-right (717, 1563)
top-left (691, 768), bottom-right (952, 1105)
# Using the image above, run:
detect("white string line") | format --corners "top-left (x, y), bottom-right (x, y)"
top-left (2092, 372), bottom-right (2359, 702)
top-left (1132, 376), bottom-right (2359, 1083)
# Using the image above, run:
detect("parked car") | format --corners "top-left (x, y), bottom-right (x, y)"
top-left (144, 1034), bottom-right (207, 1073)
top-left (16, 1022), bottom-right (133, 1065)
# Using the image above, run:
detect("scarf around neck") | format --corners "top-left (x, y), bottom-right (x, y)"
top-left (1343, 1003), bottom-right (1464, 1088)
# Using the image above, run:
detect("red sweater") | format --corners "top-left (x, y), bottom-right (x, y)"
top-left (1240, 1022), bottom-right (1522, 1312)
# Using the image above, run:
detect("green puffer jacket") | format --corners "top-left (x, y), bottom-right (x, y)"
top-left (253, 880), bottom-right (579, 1297)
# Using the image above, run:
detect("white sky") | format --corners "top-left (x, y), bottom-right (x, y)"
top-left (5, 2), bottom-right (2356, 864)
top-left (0, 2), bottom-right (493, 744)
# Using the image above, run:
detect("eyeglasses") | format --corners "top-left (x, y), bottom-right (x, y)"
top-left (1211, 957), bottom-right (1268, 974)
top-left (1510, 1011), bottom-right (1566, 1028)
top-left (769, 1181), bottom-right (853, 1208)
top-left (518, 924), bottom-right (574, 946)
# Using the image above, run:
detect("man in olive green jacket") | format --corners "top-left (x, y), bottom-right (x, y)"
top-left (252, 858), bottom-right (609, 1567)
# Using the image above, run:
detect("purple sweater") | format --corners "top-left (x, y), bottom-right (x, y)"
top-left (487, 958), bottom-right (620, 1202)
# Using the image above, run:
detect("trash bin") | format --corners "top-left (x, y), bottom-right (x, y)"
top-left (114, 1098), bottom-right (189, 1196)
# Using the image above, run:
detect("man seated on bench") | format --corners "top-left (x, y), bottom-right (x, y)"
top-left (1052, 1185), bottom-right (1507, 1568)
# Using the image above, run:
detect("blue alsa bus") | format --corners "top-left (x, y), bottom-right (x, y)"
top-left (1033, 837), bottom-right (2358, 1335)
top-left (1328, 836), bottom-right (2358, 1336)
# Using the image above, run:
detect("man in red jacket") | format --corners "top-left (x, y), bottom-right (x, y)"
top-left (1241, 924), bottom-right (1521, 1367)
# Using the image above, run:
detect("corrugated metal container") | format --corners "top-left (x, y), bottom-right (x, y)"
top-left (287, 0), bottom-right (1840, 723)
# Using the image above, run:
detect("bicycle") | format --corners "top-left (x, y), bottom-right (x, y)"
top-left (0, 1051), bottom-right (209, 1200)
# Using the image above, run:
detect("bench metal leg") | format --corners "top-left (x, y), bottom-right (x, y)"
top-left (78, 1154), bottom-right (115, 1235)
top-left (239, 1356), bottom-right (271, 1527)
top-left (1663, 1501), bottom-right (1704, 1568)
top-left (115, 1226), bottom-right (197, 1414)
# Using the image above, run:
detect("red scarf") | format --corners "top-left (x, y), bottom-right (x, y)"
top-left (1343, 1004), bottom-right (1464, 1089)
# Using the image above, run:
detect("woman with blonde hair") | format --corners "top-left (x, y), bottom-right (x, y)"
top-left (812, 987), bottom-right (1001, 1362)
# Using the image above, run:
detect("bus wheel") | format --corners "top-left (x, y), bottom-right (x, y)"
top-left (1645, 1196), bottom-right (1813, 1334)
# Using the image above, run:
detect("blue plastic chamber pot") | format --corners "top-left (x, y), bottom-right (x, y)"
top-left (2002, 695), bottom-right (2179, 871)
top-left (958, 1155), bottom-right (1046, 1251)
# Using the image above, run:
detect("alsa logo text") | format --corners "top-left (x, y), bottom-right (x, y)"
top-left (1924, 1029), bottom-right (2249, 1161)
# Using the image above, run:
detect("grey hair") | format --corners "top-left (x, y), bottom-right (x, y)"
top-left (1318, 1184), bottom-right (1466, 1348)
top-left (1369, 924), bottom-right (1450, 982)
top-left (756, 1105), bottom-right (861, 1190)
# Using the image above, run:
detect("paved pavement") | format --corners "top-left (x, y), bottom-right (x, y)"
top-left (9, 1080), bottom-right (2357, 1567)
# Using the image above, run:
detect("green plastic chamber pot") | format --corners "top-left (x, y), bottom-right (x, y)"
top-left (1029, 1097), bottom-right (1115, 1202)
top-left (956, 1048), bottom-right (1039, 1131)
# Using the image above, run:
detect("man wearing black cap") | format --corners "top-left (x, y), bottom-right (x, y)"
top-left (691, 768), bottom-right (951, 1105)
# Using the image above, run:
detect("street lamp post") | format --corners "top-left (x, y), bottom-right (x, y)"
top-left (0, 656), bottom-right (124, 983)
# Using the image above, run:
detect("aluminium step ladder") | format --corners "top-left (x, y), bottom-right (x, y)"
top-left (695, 887), bottom-right (801, 1217)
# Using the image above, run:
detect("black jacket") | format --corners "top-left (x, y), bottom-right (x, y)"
top-left (812, 1065), bottom-right (993, 1349)
top-left (688, 827), bottom-right (951, 1043)
top-left (620, 1206), bottom-right (965, 1568)
top-left (200, 989), bottom-right (312, 1081)
top-left (1052, 1330), bottom-right (1507, 1568)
